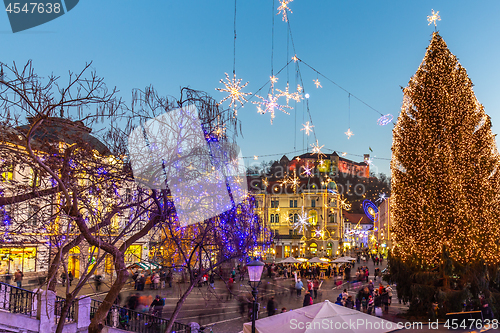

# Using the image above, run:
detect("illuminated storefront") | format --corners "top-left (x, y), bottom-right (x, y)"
top-left (0, 247), bottom-right (37, 273)
top-left (125, 244), bottom-right (142, 266)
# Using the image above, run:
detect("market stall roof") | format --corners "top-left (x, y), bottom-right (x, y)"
top-left (243, 300), bottom-right (401, 333)
top-left (307, 257), bottom-right (323, 263)
top-left (279, 257), bottom-right (301, 264)
top-left (127, 262), bottom-right (161, 271)
top-left (332, 257), bottom-right (351, 263)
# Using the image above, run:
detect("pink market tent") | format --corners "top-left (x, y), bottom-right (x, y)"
top-left (242, 300), bottom-right (401, 333)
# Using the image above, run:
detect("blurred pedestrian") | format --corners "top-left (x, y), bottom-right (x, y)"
top-left (267, 296), bottom-right (276, 316)
top-left (68, 271), bottom-right (73, 287)
top-left (303, 291), bottom-right (313, 307)
top-left (14, 269), bottom-right (23, 288)
top-left (150, 295), bottom-right (165, 317)
top-left (295, 279), bottom-right (303, 297)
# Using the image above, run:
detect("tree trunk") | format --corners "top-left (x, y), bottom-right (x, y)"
top-left (164, 282), bottom-right (196, 333)
top-left (88, 254), bottom-right (129, 333)
top-left (54, 294), bottom-right (76, 333)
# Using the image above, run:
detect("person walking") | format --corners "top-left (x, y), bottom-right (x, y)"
top-left (150, 295), bottom-right (165, 317)
top-left (68, 271), bottom-right (74, 287)
top-left (303, 291), bottom-right (313, 307)
top-left (312, 278), bottom-right (320, 299)
top-left (61, 271), bottom-right (67, 287)
top-left (14, 269), bottom-right (23, 288)
top-left (295, 279), bottom-right (303, 297)
top-left (267, 296), bottom-right (276, 316)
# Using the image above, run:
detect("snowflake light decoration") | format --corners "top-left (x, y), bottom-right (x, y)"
top-left (253, 155), bottom-right (259, 160)
top-left (377, 114), bottom-right (393, 126)
top-left (340, 197), bottom-right (352, 211)
top-left (253, 93), bottom-right (291, 124)
top-left (365, 157), bottom-right (374, 165)
top-left (293, 210), bottom-right (311, 233)
top-left (376, 192), bottom-right (387, 203)
top-left (277, 0), bottom-right (293, 22)
top-left (270, 75), bottom-right (278, 88)
top-left (297, 84), bottom-right (303, 93)
top-left (314, 228), bottom-right (324, 239)
top-left (310, 140), bottom-right (325, 158)
top-left (277, 83), bottom-right (301, 105)
top-left (216, 73), bottom-right (251, 115)
top-left (341, 152), bottom-right (347, 157)
top-left (301, 121), bottom-right (314, 135)
top-left (345, 128), bottom-right (354, 139)
top-left (280, 171), bottom-right (300, 193)
top-left (427, 9), bottom-right (441, 27)
top-left (313, 79), bottom-right (322, 88)
top-left (301, 164), bottom-right (313, 177)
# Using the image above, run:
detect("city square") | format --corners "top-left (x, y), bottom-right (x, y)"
top-left (1, 1), bottom-right (500, 333)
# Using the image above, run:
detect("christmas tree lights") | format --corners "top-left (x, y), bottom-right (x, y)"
top-left (391, 32), bottom-right (500, 265)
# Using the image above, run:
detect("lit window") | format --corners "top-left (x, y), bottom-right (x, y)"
top-left (275, 214), bottom-right (279, 223)
top-left (270, 214), bottom-right (274, 223)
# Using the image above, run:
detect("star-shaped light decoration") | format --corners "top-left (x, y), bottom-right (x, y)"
top-left (253, 94), bottom-right (291, 124)
top-left (314, 228), bottom-right (324, 239)
top-left (280, 171), bottom-right (300, 193)
top-left (277, 0), bottom-right (293, 22)
top-left (340, 198), bottom-right (352, 211)
top-left (427, 9), bottom-right (441, 27)
top-left (262, 177), bottom-right (269, 187)
top-left (291, 54), bottom-right (299, 62)
top-left (297, 84), bottom-right (303, 93)
top-left (277, 83), bottom-right (301, 105)
top-left (301, 164), bottom-right (313, 177)
top-left (216, 73), bottom-right (251, 116)
top-left (345, 128), bottom-right (354, 139)
top-left (300, 121), bottom-right (314, 135)
top-left (310, 140), bottom-right (326, 158)
top-left (341, 152), bottom-right (347, 156)
top-left (253, 155), bottom-right (259, 160)
top-left (270, 75), bottom-right (278, 88)
top-left (313, 79), bottom-right (322, 88)
top-left (293, 210), bottom-right (311, 233)
top-left (376, 192), bottom-right (387, 203)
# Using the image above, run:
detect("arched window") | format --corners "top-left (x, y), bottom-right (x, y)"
top-left (275, 214), bottom-right (280, 223)
top-left (309, 210), bottom-right (318, 226)
top-left (293, 214), bottom-right (298, 224)
top-left (270, 214), bottom-right (274, 223)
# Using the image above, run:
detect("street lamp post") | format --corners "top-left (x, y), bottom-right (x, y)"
top-left (247, 259), bottom-right (264, 333)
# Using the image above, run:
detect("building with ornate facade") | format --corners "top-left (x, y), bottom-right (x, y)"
top-left (0, 118), bottom-right (151, 282)
top-left (248, 152), bottom-right (371, 260)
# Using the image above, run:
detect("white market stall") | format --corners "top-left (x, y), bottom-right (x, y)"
top-left (242, 300), bottom-right (401, 333)
top-left (279, 257), bottom-right (302, 264)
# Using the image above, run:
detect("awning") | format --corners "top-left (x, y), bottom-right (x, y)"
top-left (127, 262), bottom-right (161, 271)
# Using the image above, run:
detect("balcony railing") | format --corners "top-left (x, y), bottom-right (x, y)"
top-left (55, 295), bottom-right (77, 323)
top-left (90, 299), bottom-right (191, 333)
top-left (0, 281), bottom-right (36, 317)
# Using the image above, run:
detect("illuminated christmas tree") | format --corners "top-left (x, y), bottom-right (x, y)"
top-left (391, 32), bottom-right (500, 266)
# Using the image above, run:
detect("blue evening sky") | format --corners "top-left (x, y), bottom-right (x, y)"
top-left (2, 1), bottom-right (500, 176)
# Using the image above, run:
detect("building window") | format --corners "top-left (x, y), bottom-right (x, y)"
top-left (329, 214), bottom-right (337, 223)
top-left (270, 214), bottom-right (274, 223)
top-left (289, 230), bottom-right (293, 236)
top-left (29, 168), bottom-right (41, 187)
top-left (1, 165), bottom-right (14, 182)
top-left (0, 247), bottom-right (37, 273)
top-left (275, 214), bottom-right (280, 223)
top-left (293, 214), bottom-right (298, 225)
top-left (255, 200), bottom-right (259, 208)
top-left (289, 200), bottom-right (293, 208)
top-left (309, 211), bottom-right (318, 226)
top-left (311, 199), bottom-right (316, 208)
top-left (29, 205), bottom-right (39, 226)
